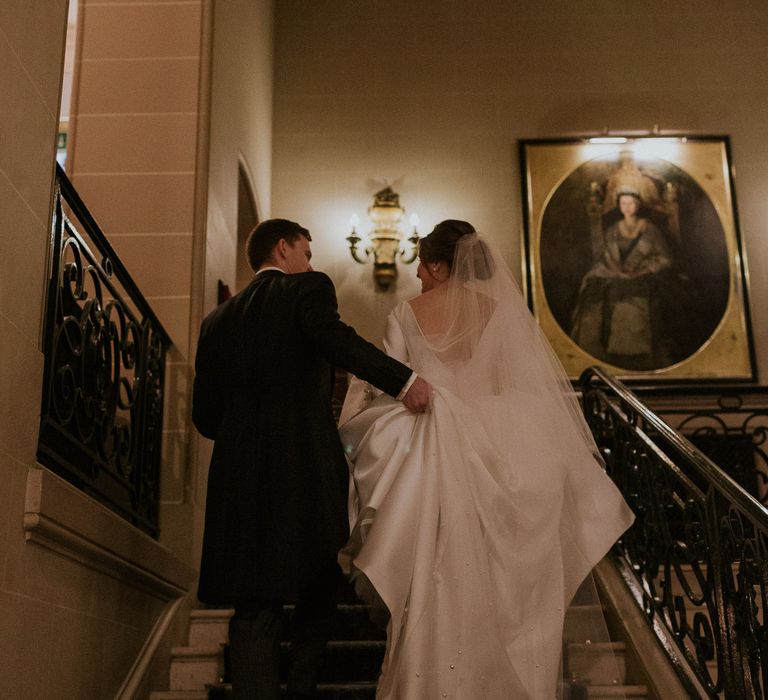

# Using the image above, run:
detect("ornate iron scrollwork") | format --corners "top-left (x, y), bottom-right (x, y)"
top-left (581, 367), bottom-right (768, 699)
top-left (38, 165), bottom-right (171, 537)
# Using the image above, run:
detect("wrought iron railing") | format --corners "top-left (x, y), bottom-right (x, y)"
top-left (38, 164), bottom-right (171, 537)
top-left (640, 386), bottom-right (768, 509)
top-left (581, 367), bottom-right (768, 698)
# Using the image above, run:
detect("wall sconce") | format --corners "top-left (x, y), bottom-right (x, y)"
top-left (346, 186), bottom-right (420, 291)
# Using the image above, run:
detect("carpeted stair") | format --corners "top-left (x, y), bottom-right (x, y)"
top-left (150, 581), bottom-right (648, 699)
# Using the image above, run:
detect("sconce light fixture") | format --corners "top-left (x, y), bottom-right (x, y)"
top-left (346, 186), bottom-right (420, 291)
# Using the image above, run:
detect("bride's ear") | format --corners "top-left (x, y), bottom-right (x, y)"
top-left (435, 261), bottom-right (450, 280)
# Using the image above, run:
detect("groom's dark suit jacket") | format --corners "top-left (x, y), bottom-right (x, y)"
top-left (193, 270), bottom-right (411, 605)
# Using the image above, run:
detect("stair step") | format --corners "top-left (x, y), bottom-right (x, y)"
top-left (587, 684), bottom-right (648, 698)
top-left (572, 578), bottom-right (600, 605)
top-left (189, 609), bottom-right (234, 620)
top-left (170, 646), bottom-right (225, 691)
top-left (162, 577), bottom-right (637, 696)
top-left (189, 609), bottom-right (233, 647)
top-left (185, 602), bottom-right (618, 644)
top-left (302, 640), bottom-right (385, 683)
top-left (208, 682), bottom-right (378, 699)
top-left (334, 604), bottom-right (387, 638)
top-left (567, 641), bottom-right (626, 686)
top-left (188, 600), bottom-right (607, 646)
top-left (216, 637), bottom-right (630, 686)
top-left (206, 680), bottom-right (647, 698)
top-left (189, 609), bottom-right (235, 620)
top-left (214, 638), bottom-right (386, 686)
top-left (171, 645), bottom-right (225, 659)
top-left (564, 604), bottom-right (610, 642)
top-left (149, 692), bottom-right (209, 700)
top-left (190, 604), bottom-right (387, 647)
top-left (286, 603), bottom-right (387, 641)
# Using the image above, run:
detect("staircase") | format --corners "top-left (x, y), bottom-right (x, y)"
top-left (149, 579), bottom-right (648, 699)
top-left (562, 582), bottom-right (648, 699)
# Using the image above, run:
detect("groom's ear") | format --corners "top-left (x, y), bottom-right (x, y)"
top-left (275, 238), bottom-right (288, 260)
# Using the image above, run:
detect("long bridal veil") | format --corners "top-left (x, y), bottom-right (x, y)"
top-left (340, 233), bottom-right (635, 699)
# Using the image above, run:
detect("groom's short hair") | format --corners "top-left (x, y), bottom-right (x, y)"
top-left (246, 219), bottom-right (311, 271)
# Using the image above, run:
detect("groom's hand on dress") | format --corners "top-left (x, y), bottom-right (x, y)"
top-left (402, 377), bottom-right (432, 413)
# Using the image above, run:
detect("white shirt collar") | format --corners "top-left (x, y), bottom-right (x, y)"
top-left (256, 266), bottom-right (285, 276)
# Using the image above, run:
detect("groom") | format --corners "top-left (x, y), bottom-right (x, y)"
top-left (193, 218), bottom-right (430, 699)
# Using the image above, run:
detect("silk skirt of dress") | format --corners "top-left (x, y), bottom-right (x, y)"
top-left (339, 386), bottom-right (634, 700)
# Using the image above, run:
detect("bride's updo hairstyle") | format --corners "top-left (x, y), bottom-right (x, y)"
top-left (419, 220), bottom-right (494, 280)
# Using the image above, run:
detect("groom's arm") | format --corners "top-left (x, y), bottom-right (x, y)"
top-left (295, 272), bottom-right (413, 399)
top-left (192, 316), bottom-right (222, 439)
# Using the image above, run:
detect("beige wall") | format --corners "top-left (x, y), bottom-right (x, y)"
top-left (272, 0), bottom-right (768, 381)
top-left (0, 0), bottom-right (276, 693)
top-left (205, 0), bottom-right (274, 306)
top-left (0, 2), bottom-right (185, 697)
top-left (0, 1), bottom-right (198, 697)
top-left (0, 0), bottom-right (276, 691)
top-left (195, 0), bottom-right (274, 574)
top-left (66, 0), bottom-right (211, 565)
top-left (66, 0), bottom-right (275, 573)
top-left (0, 0), bottom-right (68, 695)
top-left (68, 0), bottom-right (206, 356)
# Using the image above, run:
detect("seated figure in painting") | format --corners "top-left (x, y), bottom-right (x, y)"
top-left (570, 187), bottom-right (677, 371)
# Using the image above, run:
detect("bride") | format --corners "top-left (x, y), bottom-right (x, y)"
top-left (338, 220), bottom-right (635, 699)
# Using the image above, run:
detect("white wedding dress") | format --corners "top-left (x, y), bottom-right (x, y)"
top-left (338, 234), bottom-right (635, 699)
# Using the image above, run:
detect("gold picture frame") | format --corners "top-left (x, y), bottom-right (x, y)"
top-left (520, 136), bottom-right (755, 381)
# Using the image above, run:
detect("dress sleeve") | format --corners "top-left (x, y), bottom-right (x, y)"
top-left (339, 306), bottom-right (415, 425)
top-left (383, 305), bottom-right (410, 364)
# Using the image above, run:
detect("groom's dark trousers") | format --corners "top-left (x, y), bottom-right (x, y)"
top-left (193, 270), bottom-right (411, 698)
top-left (228, 561), bottom-right (338, 699)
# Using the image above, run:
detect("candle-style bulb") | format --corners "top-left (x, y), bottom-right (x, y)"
top-left (409, 213), bottom-right (420, 229)
top-left (350, 213), bottom-right (360, 230)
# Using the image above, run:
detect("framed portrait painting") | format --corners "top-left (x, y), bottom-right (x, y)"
top-left (520, 136), bottom-right (755, 381)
